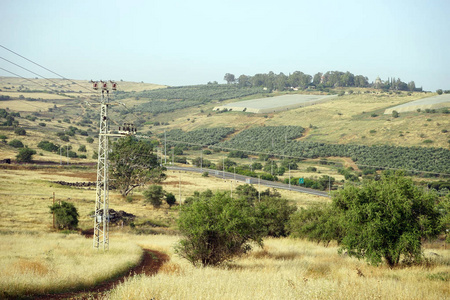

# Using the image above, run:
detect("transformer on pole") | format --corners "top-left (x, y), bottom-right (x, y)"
top-left (91, 80), bottom-right (134, 250)
top-left (93, 80), bottom-right (111, 250)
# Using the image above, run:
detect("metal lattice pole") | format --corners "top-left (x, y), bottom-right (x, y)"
top-left (93, 86), bottom-right (110, 250)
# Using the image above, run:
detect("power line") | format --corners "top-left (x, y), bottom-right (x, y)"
top-left (0, 56), bottom-right (71, 90)
top-left (0, 66), bottom-right (67, 95)
top-left (0, 44), bottom-right (93, 93)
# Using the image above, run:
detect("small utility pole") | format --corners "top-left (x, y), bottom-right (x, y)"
top-left (258, 175), bottom-right (261, 202)
top-left (179, 171), bottom-right (181, 205)
top-left (52, 192), bottom-right (55, 229)
top-left (289, 164), bottom-right (291, 190)
top-left (164, 130), bottom-right (167, 164)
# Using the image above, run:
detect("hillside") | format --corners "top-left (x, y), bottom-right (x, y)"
top-left (0, 76), bottom-right (449, 176)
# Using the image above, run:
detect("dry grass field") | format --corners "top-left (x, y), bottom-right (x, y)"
top-left (105, 235), bottom-right (449, 300)
top-left (0, 233), bottom-right (142, 298)
top-left (0, 165), bottom-right (448, 299)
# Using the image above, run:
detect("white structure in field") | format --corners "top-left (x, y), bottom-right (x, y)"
top-left (384, 94), bottom-right (450, 114)
top-left (213, 94), bottom-right (336, 114)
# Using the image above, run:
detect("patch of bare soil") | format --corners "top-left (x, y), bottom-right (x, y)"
top-left (294, 127), bottom-right (311, 141)
top-left (34, 249), bottom-right (169, 300)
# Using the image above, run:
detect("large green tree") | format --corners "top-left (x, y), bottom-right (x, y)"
top-left (334, 173), bottom-right (441, 267)
top-left (175, 192), bottom-right (264, 267)
top-left (110, 136), bottom-right (165, 196)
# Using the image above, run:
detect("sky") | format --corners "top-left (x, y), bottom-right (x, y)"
top-left (1, 0), bottom-right (449, 91)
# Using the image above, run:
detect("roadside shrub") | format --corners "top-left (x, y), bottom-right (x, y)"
top-left (436, 89), bottom-right (443, 95)
top-left (49, 201), bottom-right (79, 230)
top-left (8, 139), bottom-right (24, 148)
top-left (38, 122), bottom-right (46, 127)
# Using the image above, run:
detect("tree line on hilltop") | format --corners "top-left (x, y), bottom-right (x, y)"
top-left (223, 70), bottom-right (422, 92)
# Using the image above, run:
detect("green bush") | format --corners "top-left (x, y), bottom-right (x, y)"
top-left (143, 185), bottom-right (165, 208)
top-left (16, 148), bottom-right (36, 162)
top-left (8, 139), bottom-right (24, 148)
top-left (60, 135), bottom-right (69, 142)
top-left (37, 140), bottom-right (59, 152)
top-left (86, 137), bottom-right (94, 143)
top-left (165, 192), bottom-right (176, 207)
top-left (175, 191), bottom-right (264, 267)
top-left (49, 201), bottom-right (79, 230)
top-left (14, 127), bottom-right (26, 136)
top-left (78, 145), bottom-right (86, 152)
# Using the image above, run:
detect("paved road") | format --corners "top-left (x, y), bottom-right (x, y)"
top-left (166, 166), bottom-right (329, 197)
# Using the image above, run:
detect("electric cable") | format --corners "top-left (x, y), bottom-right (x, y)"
top-left (0, 44), bottom-right (93, 93)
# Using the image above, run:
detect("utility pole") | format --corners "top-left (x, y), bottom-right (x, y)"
top-left (92, 80), bottom-right (127, 251)
top-left (52, 192), bottom-right (55, 229)
top-left (289, 164), bottom-right (291, 190)
top-left (179, 171), bottom-right (181, 205)
top-left (164, 130), bottom-right (167, 164)
top-left (93, 80), bottom-right (111, 250)
top-left (258, 175), bottom-right (261, 202)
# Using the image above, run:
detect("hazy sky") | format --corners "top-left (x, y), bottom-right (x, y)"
top-left (1, 0), bottom-right (449, 91)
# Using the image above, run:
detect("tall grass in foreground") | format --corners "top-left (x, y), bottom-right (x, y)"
top-left (106, 237), bottom-right (449, 300)
top-left (0, 233), bottom-right (142, 298)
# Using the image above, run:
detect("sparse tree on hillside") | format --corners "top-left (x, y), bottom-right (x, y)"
top-left (110, 136), bottom-right (165, 196)
top-left (224, 73), bottom-right (236, 84)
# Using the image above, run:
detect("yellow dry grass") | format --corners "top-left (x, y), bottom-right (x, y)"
top-left (105, 236), bottom-right (450, 300)
top-left (0, 99), bottom-right (56, 111)
top-left (0, 164), bottom-right (448, 299)
top-left (0, 233), bottom-right (142, 298)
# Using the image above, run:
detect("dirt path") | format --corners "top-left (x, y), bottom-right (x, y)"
top-left (34, 249), bottom-right (169, 299)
